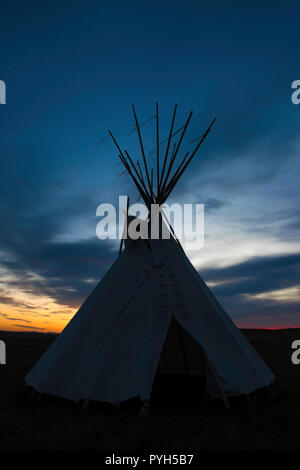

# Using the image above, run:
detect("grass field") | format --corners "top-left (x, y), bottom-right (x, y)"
top-left (0, 329), bottom-right (299, 450)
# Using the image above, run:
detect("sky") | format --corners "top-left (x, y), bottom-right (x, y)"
top-left (0, 0), bottom-right (300, 333)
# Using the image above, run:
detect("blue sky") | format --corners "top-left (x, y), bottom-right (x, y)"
top-left (0, 0), bottom-right (300, 331)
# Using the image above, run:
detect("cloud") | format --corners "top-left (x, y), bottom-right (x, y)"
top-left (6, 317), bottom-right (31, 323)
top-left (203, 197), bottom-right (229, 212)
top-left (0, 237), bottom-right (116, 309)
top-left (201, 252), bottom-right (300, 327)
top-left (0, 295), bottom-right (26, 308)
top-left (12, 324), bottom-right (45, 331)
top-left (202, 252), bottom-right (300, 296)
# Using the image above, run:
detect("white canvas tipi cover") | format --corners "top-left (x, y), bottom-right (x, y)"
top-left (25, 235), bottom-right (274, 403)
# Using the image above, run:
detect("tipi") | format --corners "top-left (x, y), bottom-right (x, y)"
top-left (25, 104), bottom-right (274, 411)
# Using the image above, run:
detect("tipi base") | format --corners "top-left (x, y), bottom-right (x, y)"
top-left (204, 351), bottom-right (231, 411)
top-left (139, 399), bottom-right (151, 417)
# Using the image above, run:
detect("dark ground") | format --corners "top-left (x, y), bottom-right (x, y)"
top-left (0, 329), bottom-right (299, 450)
